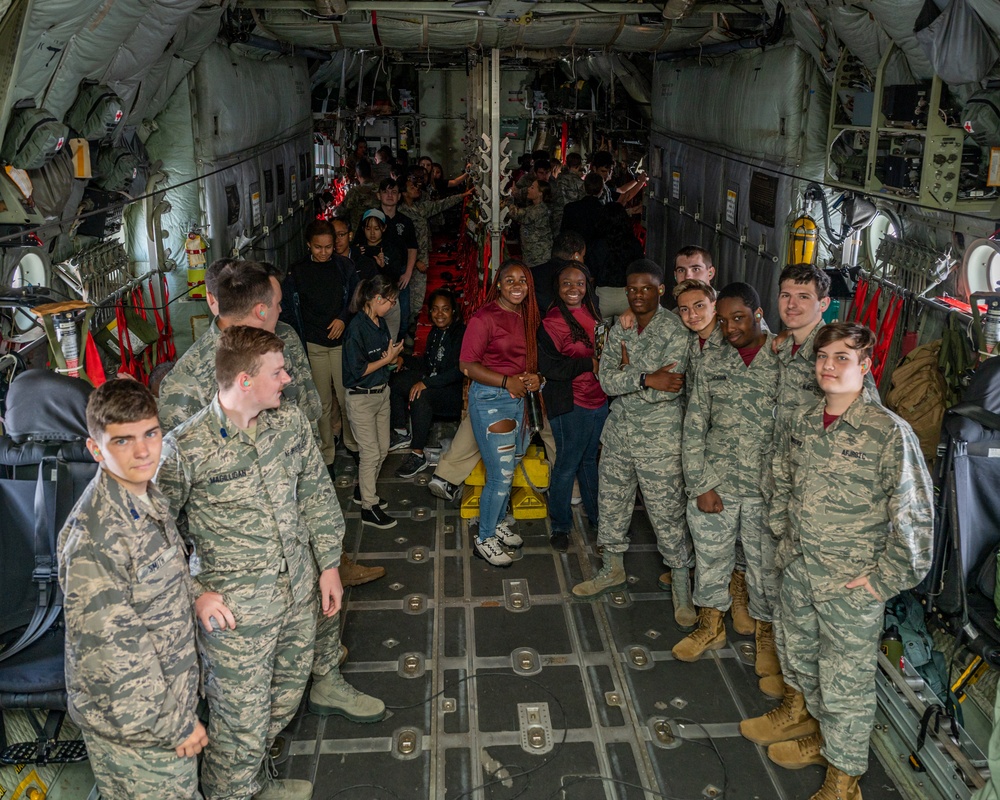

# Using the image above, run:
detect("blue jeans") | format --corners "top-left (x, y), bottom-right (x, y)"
top-left (549, 402), bottom-right (608, 533)
top-left (468, 382), bottom-right (527, 542)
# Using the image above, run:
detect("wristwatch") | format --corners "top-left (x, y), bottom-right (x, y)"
top-left (640, 372), bottom-right (648, 390)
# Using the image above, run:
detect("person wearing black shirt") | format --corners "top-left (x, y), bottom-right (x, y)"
top-left (390, 290), bottom-right (466, 478)
top-left (353, 208), bottom-right (406, 340)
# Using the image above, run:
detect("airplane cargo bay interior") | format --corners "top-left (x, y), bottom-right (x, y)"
top-left (3, 1), bottom-right (1000, 799)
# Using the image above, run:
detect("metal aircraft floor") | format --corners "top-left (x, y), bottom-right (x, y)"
top-left (273, 447), bottom-right (909, 800)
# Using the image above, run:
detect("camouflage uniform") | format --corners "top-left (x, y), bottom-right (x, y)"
top-left (398, 193), bottom-right (465, 316)
top-left (507, 203), bottom-right (552, 267)
top-left (157, 397), bottom-right (344, 800)
top-left (59, 470), bottom-right (201, 800)
top-left (550, 170), bottom-right (585, 235)
top-left (158, 319), bottom-right (321, 442)
top-left (770, 394), bottom-right (933, 775)
top-left (596, 307), bottom-right (693, 568)
top-left (770, 321), bottom-right (880, 689)
top-left (683, 335), bottom-right (779, 620)
top-left (336, 182), bottom-right (380, 233)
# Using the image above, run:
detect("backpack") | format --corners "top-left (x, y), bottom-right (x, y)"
top-left (884, 340), bottom-right (949, 461)
top-left (65, 83), bottom-right (125, 142)
top-left (0, 107), bottom-right (68, 170)
top-left (93, 145), bottom-right (142, 194)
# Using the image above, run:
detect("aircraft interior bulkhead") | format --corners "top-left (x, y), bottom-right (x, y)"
top-left (3, 0), bottom-right (1000, 798)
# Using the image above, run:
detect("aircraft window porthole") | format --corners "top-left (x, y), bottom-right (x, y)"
top-left (962, 239), bottom-right (1000, 296)
top-left (864, 209), bottom-right (901, 271)
top-left (8, 251), bottom-right (48, 335)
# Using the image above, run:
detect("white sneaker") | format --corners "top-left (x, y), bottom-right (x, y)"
top-left (473, 536), bottom-right (512, 567)
top-left (494, 520), bottom-right (523, 548)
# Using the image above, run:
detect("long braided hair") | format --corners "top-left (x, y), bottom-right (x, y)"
top-left (551, 263), bottom-right (600, 346)
top-left (484, 259), bottom-right (541, 373)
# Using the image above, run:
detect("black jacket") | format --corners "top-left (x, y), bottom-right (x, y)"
top-left (281, 255), bottom-right (357, 348)
top-left (419, 322), bottom-right (465, 388)
top-left (538, 323), bottom-right (594, 419)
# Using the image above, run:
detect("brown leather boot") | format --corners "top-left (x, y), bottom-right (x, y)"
top-left (808, 763), bottom-right (862, 799)
top-left (729, 570), bottom-right (755, 635)
top-left (755, 619), bottom-right (781, 677)
top-left (340, 555), bottom-right (386, 587)
top-left (758, 673), bottom-right (785, 699)
top-left (671, 607), bottom-right (726, 662)
top-left (739, 684), bottom-right (819, 745)
top-left (768, 732), bottom-right (827, 770)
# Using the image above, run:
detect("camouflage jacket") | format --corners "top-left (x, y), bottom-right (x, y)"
top-left (58, 470), bottom-right (200, 748)
top-left (158, 319), bottom-right (321, 441)
top-left (398, 194), bottom-right (464, 265)
top-left (770, 394), bottom-right (933, 602)
top-left (336, 182), bottom-right (380, 233)
top-left (686, 324), bottom-right (725, 385)
top-left (156, 396), bottom-right (344, 605)
top-left (549, 171), bottom-right (585, 235)
top-left (508, 203), bottom-right (552, 267)
top-left (683, 334), bottom-right (779, 499)
top-left (598, 307), bottom-right (690, 457)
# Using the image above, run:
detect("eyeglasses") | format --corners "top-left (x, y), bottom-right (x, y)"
top-left (377, 295), bottom-right (398, 306)
top-left (335, 231), bottom-right (350, 238)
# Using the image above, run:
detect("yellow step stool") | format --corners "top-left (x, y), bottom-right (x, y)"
top-left (460, 444), bottom-right (550, 519)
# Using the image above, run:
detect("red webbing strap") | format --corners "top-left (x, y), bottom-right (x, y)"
top-left (850, 277), bottom-right (869, 323)
top-left (872, 294), bottom-right (904, 386)
top-left (860, 284), bottom-right (882, 332)
top-left (161, 274), bottom-right (176, 361)
top-left (115, 300), bottom-right (132, 378)
top-left (83, 333), bottom-right (107, 386)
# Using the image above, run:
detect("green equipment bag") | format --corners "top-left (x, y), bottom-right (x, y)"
top-left (93, 146), bottom-right (142, 193)
top-left (0, 107), bottom-right (69, 170)
top-left (65, 84), bottom-right (125, 142)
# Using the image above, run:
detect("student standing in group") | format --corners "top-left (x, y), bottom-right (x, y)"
top-left (673, 283), bottom-right (781, 684)
top-left (762, 323), bottom-right (932, 800)
top-left (60, 380), bottom-right (205, 800)
top-left (459, 261), bottom-right (543, 567)
top-left (570, 259), bottom-right (696, 629)
top-left (539, 263), bottom-right (608, 552)
top-left (342, 276), bottom-right (405, 529)
top-left (156, 326), bottom-right (348, 800)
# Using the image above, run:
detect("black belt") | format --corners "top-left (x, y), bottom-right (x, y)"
top-left (348, 385), bottom-right (387, 395)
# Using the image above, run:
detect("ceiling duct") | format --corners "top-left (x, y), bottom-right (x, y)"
top-left (662, 0), bottom-right (696, 21)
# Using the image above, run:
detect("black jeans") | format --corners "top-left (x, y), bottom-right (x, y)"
top-left (389, 370), bottom-right (463, 450)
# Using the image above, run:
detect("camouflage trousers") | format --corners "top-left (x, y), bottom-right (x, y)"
top-left (83, 729), bottom-right (202, 800)
top-left (198, 571), bottom-right (317, 800)
top-left (780, 555), bottom-right (883, 776)
top-left (312, 611), bottom-right (347, 677)
top-left (596, 444), bottom-right (693, 568)
top-left (409, 270), bottom-right (427, 319)
top-left (689, 493), bottom-right (777, 621)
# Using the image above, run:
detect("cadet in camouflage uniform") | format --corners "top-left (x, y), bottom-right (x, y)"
top-left (506, 180), bottom-right (553, 267)
top-left (156, 327), bottom-right (345, 800)
top-left (673, 283), bottom-right (781, 673)
top-left (549, 154), bottom-right (585, 235)
top-left (398, 170), bottom-right (468, 318)
top-left (570, 259), bottom-right (696, 627)
top-left (158, 260), bottom-right (321, 438)
top-left (336, 159), bottom-right (380, 233)
top-left (764, 323), bottom-right (932, 800)
top-left (59, 380), bottom-right (205, 800)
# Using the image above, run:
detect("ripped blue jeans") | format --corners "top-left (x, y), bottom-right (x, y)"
top-left (468, 381), bottom-right (528, 543)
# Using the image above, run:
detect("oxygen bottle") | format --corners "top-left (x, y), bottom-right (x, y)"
top-left (880, 625), bottom-right (904, 673)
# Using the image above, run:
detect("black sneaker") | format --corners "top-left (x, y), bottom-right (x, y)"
top-left (389, 431), bottom-right (411, 452)
top-left (362, 505), bottom-right (396, 529)
top-left (348, 448), bottom-right (360, 466)
top-left (354, 485), bottom-right (385, 508)
top-left (428, 475), bottom-right (460, 502)
top-left (395, 452), bottom-right (428, 479)
top-left (549, 531), bottom-right (570, 553)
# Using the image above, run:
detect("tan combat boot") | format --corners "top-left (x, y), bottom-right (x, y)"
top-left (253, 778), bottom-right (314, 800)
top-left (671, 607), bottom-right (726, 661)
top-left (340, 555), bottom-right (386, 587)
top-left (769, 731), bottom-right (828, 770)
top-left (758, 673), bottom-right (786, 699)
top-left (729, 570), bottom-right (755, 635)
top-left (808, 763), bottom-right (862, 799)
top-left (657, 571), bottom-right (672, 590)
top-left (572, 553), bottom-right (626, 599)
top-left (755, 619), bottom-right (781, 677)
top-left (739, 684), bottom-right (819, 745)
top-left (670, 568), bottom-right (697, 630)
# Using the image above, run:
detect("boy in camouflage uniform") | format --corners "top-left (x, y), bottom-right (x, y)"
top-left (156, 327), bottom-right (353, 800)
top-left (570, 259), bottom-right (696, 628)
top-left (761, 322), bottom-right (933, 800)
top-left (673, 283), bottom-right (781, 680)
top-left (59, 379), bottom-right (206, 800)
